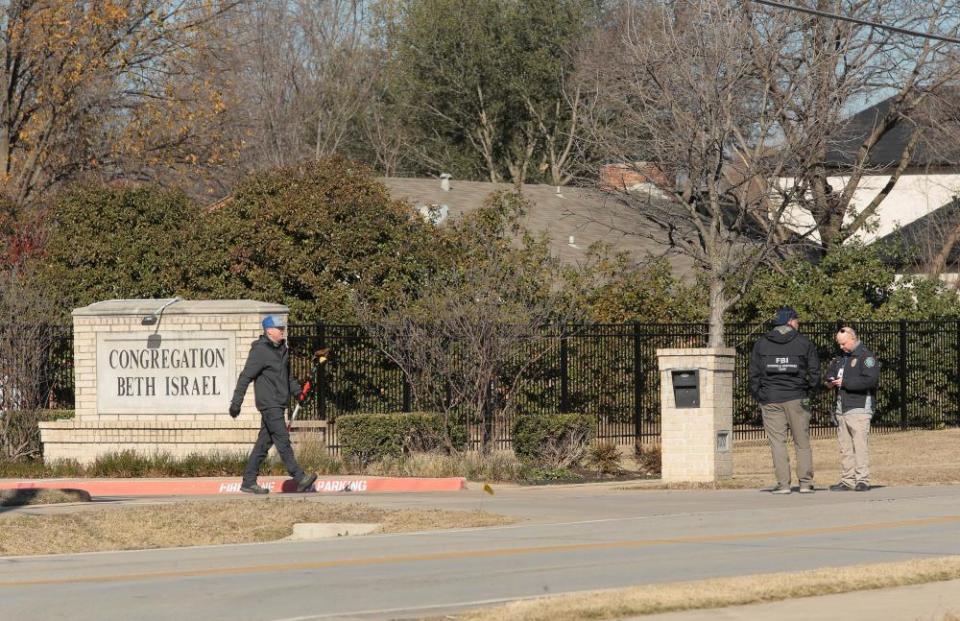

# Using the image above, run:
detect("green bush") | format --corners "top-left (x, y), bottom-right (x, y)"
top-left (0, 457), bottom-right (81, 478)
top-left (31, 184), bottom-right (202, 319)
top-left (0, 449), bottom-right (301, 478)
top-left (36, 409), bottom-right (74, 421)
top-left (86, 450), bottom-right (249, 478)
top-left (512, 413), bottom-right (595, 469)
top-left (337, 412), bottom-right (468, 467)
top-left (31, 159), bottom-right (445, 324)
top-left (190, 157), bottom-right (443, 322)
top-left (365, 449), bottom-right (524, 481)
top-left (87, 450), bottom-right (172, 477)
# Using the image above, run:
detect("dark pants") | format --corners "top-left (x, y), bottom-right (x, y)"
top-left (242, 407), bottom-right (303, 486)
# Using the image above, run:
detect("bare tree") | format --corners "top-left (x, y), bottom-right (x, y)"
top-left (0, 0), bottom-right (243, 205)
top-left (525, 79), bottom-right (587, 187)
top-left (361, 95), bottom-right (409, 177)
top-left (744, 0), bottom-right (960, 254)
top-left (354, 192), bottom-right (584, 450)
top-left (0, 265), bottom-right (61, 461)
top-left (585, 0), bottom-right (835, 346)
top-left (223, 0), bottom-right (379, 169)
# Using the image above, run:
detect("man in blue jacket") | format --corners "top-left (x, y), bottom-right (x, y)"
top-left (825, 326), bottom-right (880, 492)
top-left (749, 307), bottom-right (820, 494)
top-left (230, 315), bottom-right (317, 494)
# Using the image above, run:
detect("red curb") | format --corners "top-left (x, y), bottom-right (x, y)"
top-left (0, 476), bottom-right (467, 496)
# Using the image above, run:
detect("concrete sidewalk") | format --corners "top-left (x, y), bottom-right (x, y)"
top-left (634, 579), bottom-right (960, 621)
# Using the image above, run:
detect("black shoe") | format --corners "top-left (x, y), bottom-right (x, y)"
top-left (240, 483), bottom-right (269, 495)
top-left (296, 473), bottom-right (318, 492)
top-left (855, 482), bottom-right (870, 492)
top-left (829, 483), bottom-right (854, 492)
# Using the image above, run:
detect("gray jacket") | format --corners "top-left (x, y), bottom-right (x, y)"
top-left (231, 335), bottom-right (301, 412)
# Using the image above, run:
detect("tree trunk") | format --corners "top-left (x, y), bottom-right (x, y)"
top-left (928, 211), bottom-right (960, 277)
top-left (707, 276), bottom-right (726, 347)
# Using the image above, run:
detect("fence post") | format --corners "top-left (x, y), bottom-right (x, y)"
top-left (633, 322), bottom-right (642, 439)
top-left (560, 331), bottom-right (569, 413)
top-left (317, 322), bottom-right (327, 421)
top-left (482, 380), bottom-right (493, 450)
top-left (899, 319), bottom-right (908, 430)
top-left (402, 376), bottom-right (412, 413)
top-left (956, 320), bottom-right (960, 427)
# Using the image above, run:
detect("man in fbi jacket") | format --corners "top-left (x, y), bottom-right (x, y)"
top-left (749, 307), bottom-right (820, 495)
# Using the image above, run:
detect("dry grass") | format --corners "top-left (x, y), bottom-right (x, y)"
top-left (731, 427), bottom-right (960, 488)
top-left (0, 499), bottom-right (514, 556)
top-left (452, 556), bottom-right (960, 621)
top-left (0, 488), bottom-right (91, 507)
top-left (366, 450), bottom-right (525, 482)
top-left (620, 428), bottom-right (960, 490)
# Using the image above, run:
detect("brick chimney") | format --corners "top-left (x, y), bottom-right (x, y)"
top-left (599, 162), bottom-right (671, 191)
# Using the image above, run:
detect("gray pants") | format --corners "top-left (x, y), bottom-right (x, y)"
top-left (837, 411), bottom-right (871, 486)
top-left (242, 407), bottom-right (304, 486)
top-left (761, 399), bottom-right (813, 487)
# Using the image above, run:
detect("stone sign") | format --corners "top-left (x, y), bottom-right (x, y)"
top-left (40, 299), bottom-right (292, 464)
top-left (96, 331), bottom-right (235, 414)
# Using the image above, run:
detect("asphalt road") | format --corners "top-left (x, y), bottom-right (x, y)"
top-left (3, 483), bottom-right (960, 621)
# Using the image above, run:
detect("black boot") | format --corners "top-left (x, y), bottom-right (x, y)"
top-left (296, 473), bottom-right (318, 492)
top-left (240, 483), bottom-right (270, 495)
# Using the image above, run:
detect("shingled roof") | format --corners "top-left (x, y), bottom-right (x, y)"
top-left (826, 94), bottom-right (960, 169)
top-left (876, 197), bottom-right (960, 270)
top-left (377, 177), bottom-right (696, 275)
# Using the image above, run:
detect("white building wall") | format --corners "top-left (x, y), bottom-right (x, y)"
top-left (780, 173), bottom-right (960, 243)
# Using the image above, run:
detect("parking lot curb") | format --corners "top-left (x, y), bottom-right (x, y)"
top-left (0, 476), bottom-right (468, 496)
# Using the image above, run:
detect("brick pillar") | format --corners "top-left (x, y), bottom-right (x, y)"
top-left (657, 348), bottom-right (735, 482)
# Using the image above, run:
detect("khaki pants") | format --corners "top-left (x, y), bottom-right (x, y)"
top-left (761, 399), bottom-right (813, 487)
top-left (837, 411), bottom-right (871, 486)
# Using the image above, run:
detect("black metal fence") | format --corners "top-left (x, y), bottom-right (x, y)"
top-left (285, 320), bottom-right (960, 448)
top-left (45, 325), bottom-right (75, 409)
top-left (2, 325), bottom-right (74, 410)
top-left (34, 321), bottom-right (959, 446)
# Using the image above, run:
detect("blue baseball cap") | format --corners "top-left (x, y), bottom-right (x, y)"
top-left (262, 315), bottom-right (287, 329)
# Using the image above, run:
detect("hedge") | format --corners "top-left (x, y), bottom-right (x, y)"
top-left (337, 412), bottom-right (468, 466)
top-left (512, 413), bottom-right (595, 468)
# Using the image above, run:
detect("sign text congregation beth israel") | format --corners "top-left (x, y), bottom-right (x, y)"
top-left (96, 331), bottom-right (236, 414)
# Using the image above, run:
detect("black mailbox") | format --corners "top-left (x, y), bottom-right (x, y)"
top-left (671, 370), bottom-right (700, 408)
